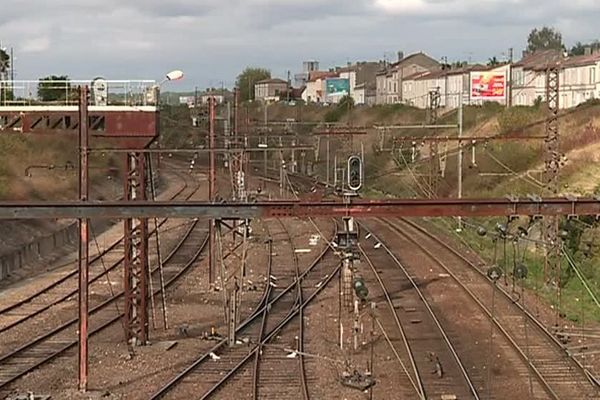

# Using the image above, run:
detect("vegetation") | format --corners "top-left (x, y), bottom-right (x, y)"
top-left (0, 48), bottom-right (13, 103)
top-left (487, 56), bottom-right (500, 66)
top-left (570, 40), bottom-right (600, 56)
top-left (37, 75), bottom-right (71, 102)
top-left (526, 26), bottom-right (564, 53)
top-left (497, 105), bottom-right (541, 134)
top-left (236, 67), bottom-right (271, 102)
top-left (324, 95), bottom-right (354, 122)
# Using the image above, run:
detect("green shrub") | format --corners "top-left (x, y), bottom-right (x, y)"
top-left (497, 106), bottom-right (539, 134)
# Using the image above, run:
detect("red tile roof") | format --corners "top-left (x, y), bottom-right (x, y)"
top-left (307, 71), bottom-right (339, 82)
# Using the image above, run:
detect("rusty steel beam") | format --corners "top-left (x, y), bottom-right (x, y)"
top-left (77, 86), bottom-right (90, 393)
top-left (209, 96), bottom-right (216, 285)
top-left (89, 146), bottom-right (315, 153)
top-left (391, 135), bottom-right (548, 142)
top-left (0, 198), bottom-right (598, 219)
top-left (0, 108), bottom-right (158, 138)
top-left (123, 152), bottom-right (149, 346)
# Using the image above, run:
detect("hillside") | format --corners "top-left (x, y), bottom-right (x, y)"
top-left (246, 99), bottom-right (600, 322)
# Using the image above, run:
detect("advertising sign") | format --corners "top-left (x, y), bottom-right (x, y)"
top-left (325, 78), bottom-right (350, 97)
top-left (470, 72), bottom-right (506, 100)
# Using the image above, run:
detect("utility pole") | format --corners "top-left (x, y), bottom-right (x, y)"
top-left (508, 47), bottom-right (514, 108)
top-left (427, 88), bottom-right (441, 197)
top-left (457, 92), bottom-right (464, 231)
top-left (208, 96), bottom-right (216, 285)
top-left (78, 86), bottom-right (90, 392)
top-left (287, 70), bottom-right (291, 103)
top-left (543, 66), bottom-right (561, 294)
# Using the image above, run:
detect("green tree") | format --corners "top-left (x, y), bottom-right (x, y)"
top-left (526, 27), bottom-right (564, 53)
top-left (0, 49), bottom-right (13, 103)
top-left (0, 48), bottom-right (8, 76)
top-left (569, 40), bottom-right (600, 56)
top-left (487, 56), bottom-right (500, 67)
top-left (37, 75), bottom-right (71, 102)
top-left (236, 67), bottom-right (271, 101)
top-left (452, 60), bottom-right (468, 68)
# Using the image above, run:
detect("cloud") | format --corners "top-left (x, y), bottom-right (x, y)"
top-left (22, 37), bottom-right (51, 53)
top-left (0, 0), bottom-right (599, 88)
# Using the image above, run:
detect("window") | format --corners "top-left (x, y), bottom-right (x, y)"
top-left (590, 67), bottom-right (596, 85)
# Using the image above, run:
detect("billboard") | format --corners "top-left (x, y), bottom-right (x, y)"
top-left (325, 78), bottom-right (350, 97)
top-left (470, 71), bottom-right (506, 100)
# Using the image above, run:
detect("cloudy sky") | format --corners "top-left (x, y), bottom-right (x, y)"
top-left (1, 0), bottom-right (599, 90)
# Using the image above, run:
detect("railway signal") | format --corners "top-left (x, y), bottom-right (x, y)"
top-left (347, 155), bottom-right (363, 192)
top-left (353, 277), bottom-right (369, 301)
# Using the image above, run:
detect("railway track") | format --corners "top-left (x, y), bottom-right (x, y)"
top-left (251, 218), bottom-right (310, 400)
top-left (358, 222), bottom-right (480, 399)
top-left (0, 168), bottom-right (199, 336)
top-left (150, 219), bottom-right (338, 399)
top-left (364, 217), bottom-right (599, 399)
top-left (0, 169), bottom-right (207, 393)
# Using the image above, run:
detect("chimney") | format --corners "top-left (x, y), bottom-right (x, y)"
top-left (398, 51), bottom-right (404, 62)
top-left (585, 46), bottom-right (592, 56)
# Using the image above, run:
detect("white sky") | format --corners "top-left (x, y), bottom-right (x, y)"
top-left (1, 0), bottom-right (599, 90)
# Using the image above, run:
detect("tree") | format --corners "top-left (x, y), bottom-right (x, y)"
top-left (452, 61), bottom-right (468, 68)
top-left (569, 40), bottom-right (600, 56)
top-left (37, 75), bottom-right (71, 102)
top-left (526, 27), bottom-right (564, 53)
top-left (236, 67), bottom-right (271, 101)
top-left (0, 48), bottom-right (8, 76)
top-left (487, 56), bottom-right (500, 67)
top-left (0, 49), bottom-right (13, 103)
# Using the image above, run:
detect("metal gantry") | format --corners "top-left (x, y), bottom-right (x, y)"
top-left (544, 66), bottom-right (561, 286)
top-left (123, 152), bottom-right (150, 345)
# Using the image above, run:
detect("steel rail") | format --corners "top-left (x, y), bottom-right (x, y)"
top-left (358, 221), bottom-right (480, 399)
top-left (0, 213), bottom-right (207, 391)
top-left (251, 236), bottom-right (274, 400)
top-left (379, 217), bottom-right (596, 399)
top-left (400, 217), bottom-right (600, 388)
top-left (198, 260), bottom-right (341, 400)
top-left (0, 169), bottom-right (199, 334)
top-left (149, 223), bottom-right (337, 400)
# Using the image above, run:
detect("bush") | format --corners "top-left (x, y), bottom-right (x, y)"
top-left (324, 95), bottom-right (354, 122)
top-left (497, 106), bottom-right (539, 134)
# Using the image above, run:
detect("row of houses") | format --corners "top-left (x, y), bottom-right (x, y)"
top-left (254, 48), bottom-right (600, 110)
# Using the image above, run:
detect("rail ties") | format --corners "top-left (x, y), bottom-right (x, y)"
top-left (358, 222), bottom-right (479, 400)
top-left (150, 219), bottom-right (337, 399)
top-left (0, 219), bottom-right (208, 393)
top-left (375, 217), bottom-right (599, 400)
top-left (0, 167), bottom-right (199, 339)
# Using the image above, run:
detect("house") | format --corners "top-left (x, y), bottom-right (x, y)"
top-left (375, 52), bottom-right (441, 105)
top-left (354, 82), bottom-right (376, 106)
top-left (511, 50), bottom-right (562, 107)
top-left (401, 64), bottom-right (509, 110)
top-left (301, 71), bottom-right (338, 103)
top-left (254, 78), bottom-right (289, 101)
top-left (558, 52), bottom-right (600, 109)
top-left (336, 61), bottom-right (384, 105)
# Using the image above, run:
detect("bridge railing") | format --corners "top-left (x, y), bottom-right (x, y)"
top-left (0, 80), bottom-right (158, 107)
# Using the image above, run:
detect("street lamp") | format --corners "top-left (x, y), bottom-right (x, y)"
top-left (159, 70), bottom-right (184, 86)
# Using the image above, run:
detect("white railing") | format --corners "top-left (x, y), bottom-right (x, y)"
top-left (0, 79), bottom-right (158, 107)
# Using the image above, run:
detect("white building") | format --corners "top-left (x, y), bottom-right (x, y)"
top-left (559, 53), bottom-right (600, 109)
top-left (401, 64), bottom-right (509, 110)
top-left (301, 71), bottom-right (338, 103)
